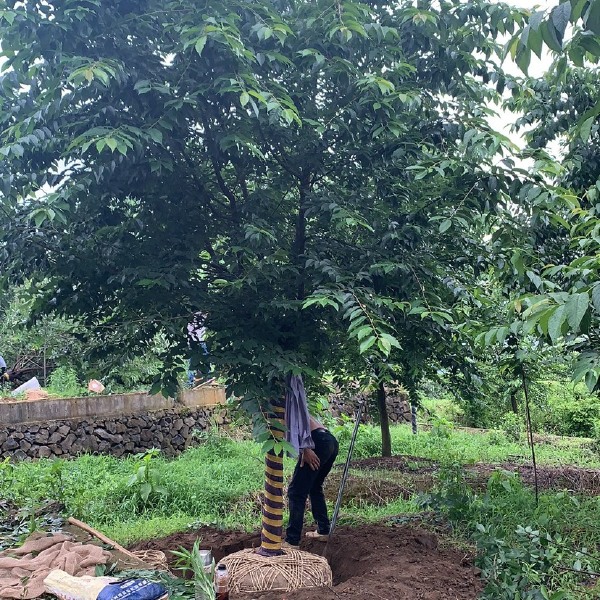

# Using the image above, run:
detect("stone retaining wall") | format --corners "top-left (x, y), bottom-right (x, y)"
top-left (0, 385), bottom-right (227, 461)
top-left (329, 388), bottom-right (411, 423)
top-left (0, 405), bottom-right (228, 460)
top-left (0, 384), bottom-right (410, 461)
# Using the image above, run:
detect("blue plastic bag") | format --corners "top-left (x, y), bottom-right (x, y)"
top-left (96, 578), bottom-right (168, 600)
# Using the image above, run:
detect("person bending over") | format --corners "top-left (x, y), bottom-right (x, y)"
top-left (284, 376), bottom-right (339, 548)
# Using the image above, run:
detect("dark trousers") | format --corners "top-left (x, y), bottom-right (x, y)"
top-left (286, 429), bottom-right (339, 545)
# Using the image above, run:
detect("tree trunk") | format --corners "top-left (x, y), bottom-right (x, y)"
top-left (259, 397), bottom-right (285, 555)
top-left (510, 390), bottom-right (518, 414)
top-left (411, 403), bottom-right (418, 435)
top-left (376, 381), bottom-right (392, 457)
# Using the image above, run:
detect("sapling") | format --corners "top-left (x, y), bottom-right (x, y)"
top-left (171, 538), bottom-right (215, 600)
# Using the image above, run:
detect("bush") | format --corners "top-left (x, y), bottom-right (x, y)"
top-left (486, 429), bottom-right (508, 445)
top-left (429, 416), bottom-right (454, 440)
top-left (501, 412), bottom-right (523, 442)
top-left (47, 366), bottom-right (85, 397)
top-left (334, 420), bottom-right (382, 459)
top-left (543, 391), bottom-right (600, 438)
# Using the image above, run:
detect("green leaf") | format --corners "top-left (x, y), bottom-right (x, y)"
top-left (377, 337), bottom-right (391, 355)
top-left (33, 210), bottom-right (46, 227)
top-left (565, 292), bottom-right (589, 332)
top-left (484, 328), bottom-right (496, 346)
top-left (359, 335), bottom-right (376, 354)
top-left (356, 325), bottom-right (372, 340)
top-left (541, 20), bottom-right (563, 52)
top-left (572, 0), bottom-right (588, 21)
top-left (240, 91), bottom-right (250, 107)
top-left (515, 46), bottom-right (531, 73)
top-left (548, 304), bottom-right (566, 343)
top-left (579, 34), bottom-right (600, 56)
top-left (585, 370), bottom-right (599, 392)
top-left (528, 27), bottom-right (544, 58)
top-left (511, 250), bottom-right (524, 276)
top-left (148, 128), bottom-right (163, 144)
top-left (585, 0), bottom-right (600, 35)
top-left (551, 3), bottom-right (571, 41)
top-left (439, 219), bottom-right (452, 233)
top-left (538, 307), bottom-right (554, 335)
top-left (380, 333), bottom-right (401, 349)
top-left (591, 284), bottom-right (600, 311)
top-left (529, 10), bottom-right (544, 31)
top-left (195, 36), bottom-right (208, 56)
top-left (1, 11), bottom-right (16, 25)
top-left (140, 482), bottom-right (152, 502)
top-left (580, 116), bottom-right (594, 142)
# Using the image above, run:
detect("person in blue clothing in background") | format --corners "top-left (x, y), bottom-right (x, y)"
top-left (0, 354), bottom-right (8, 382)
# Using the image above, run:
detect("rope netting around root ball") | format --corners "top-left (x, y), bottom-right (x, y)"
top-left (219, 548), bottom-right (332, 593)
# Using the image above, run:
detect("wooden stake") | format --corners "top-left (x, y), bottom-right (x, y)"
top-left (67, 516), bottom-right (138, 560)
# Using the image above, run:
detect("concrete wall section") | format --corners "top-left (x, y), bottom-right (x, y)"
top-left (0, 385), bottom-right (226, 425)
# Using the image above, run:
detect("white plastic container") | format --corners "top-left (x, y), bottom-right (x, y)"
top-left (11, 377), bottom-right (41, 396)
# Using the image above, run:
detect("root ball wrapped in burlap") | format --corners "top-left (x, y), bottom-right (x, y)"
top-left (219, 548), bottom-right (332, 593)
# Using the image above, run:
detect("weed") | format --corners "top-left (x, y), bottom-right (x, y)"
top-left (126, 449), bottom-right (167, 508)
top-left (171, 538), bottom-right (215, 599)
top-left (501, 412), bottom-right (524, 442)
top-left (475, 523), bottom-right (594, 599)
top-left (486, 429), bottom-right (508, 445)
top-left (0, 457), bottom-right (14, 494)
top-left (429, 416), bottom-right (454, 440)
top-left (417, 460), bottom-right (477, 525)
top-left (47, 366), bottom-right (85, 397)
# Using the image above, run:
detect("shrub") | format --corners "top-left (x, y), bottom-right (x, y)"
top-left (501, 412), bottom-right (523, 442)
top-left (47, 366), bottom-right (85, 397)
top-left (429, 416), bottom-right (454, 440)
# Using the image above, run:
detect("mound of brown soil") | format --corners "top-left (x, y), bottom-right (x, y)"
top-left (130, 527), bottom-right (262, 566)
top-left (131, 523), bottom-right (481, 599)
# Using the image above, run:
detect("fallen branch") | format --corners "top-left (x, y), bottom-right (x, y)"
top-left (67, 517), bottom-right (138, 561)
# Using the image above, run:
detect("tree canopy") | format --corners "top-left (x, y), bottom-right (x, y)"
top-left (0, 0), bottom-right (566, 414)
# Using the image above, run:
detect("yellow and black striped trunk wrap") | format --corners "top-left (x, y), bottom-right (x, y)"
top-left (260, 398), bottom-right (285, 555)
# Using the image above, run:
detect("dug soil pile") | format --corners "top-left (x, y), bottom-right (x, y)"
top-left (131, 523), bottom-right (482, 599)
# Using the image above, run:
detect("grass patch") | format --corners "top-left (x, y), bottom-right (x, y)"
top-left (333, 422), bottom-right (600, 467)
top-left (0, 433), bottom-right (267, 543)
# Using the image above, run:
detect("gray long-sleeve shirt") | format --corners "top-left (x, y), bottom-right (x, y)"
top-left (285, 375), bottom-right (315, 454)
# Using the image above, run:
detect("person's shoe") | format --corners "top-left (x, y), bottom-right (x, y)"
top-left (282, 541), bottom-right (300, 550)
top-left (305, 531), bottom-right (329, 541)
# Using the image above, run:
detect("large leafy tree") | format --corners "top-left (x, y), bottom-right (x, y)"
top-left (484, 33), bottom-right (600, 392)
top-left (1, 0), bottom-right (527, 550)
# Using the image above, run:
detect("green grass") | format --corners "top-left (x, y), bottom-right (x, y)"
top-left (1, 423), bottom-right (600, 547)
top-left (3, 422), bottom-right (600, 596)
top-left (332, 422), bottom-right (600, 467)
top-left (1, 434), bottom-right (267, 544)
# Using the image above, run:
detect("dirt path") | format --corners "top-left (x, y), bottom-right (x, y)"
top-left (130, 523), bottom-right (481, 600)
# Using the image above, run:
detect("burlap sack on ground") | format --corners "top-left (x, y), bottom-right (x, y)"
top-left (0, 533), bottom-right (112, 599)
